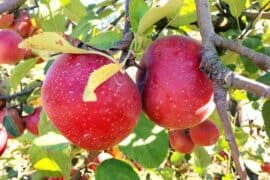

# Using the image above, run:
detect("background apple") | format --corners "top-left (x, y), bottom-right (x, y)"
top-left (169, 129), bottom-right (195, 154)
top-left (189, 120), bottom-right (220, 146)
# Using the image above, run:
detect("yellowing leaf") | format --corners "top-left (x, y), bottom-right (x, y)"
top-left (34, 158), bottom-right (61, 172)
top-left (83, 63), bottom-right (123, 102)
top-left (19, 32), bottom-right (114, 60)
top-left (137, 0), bottom-right (182, 34)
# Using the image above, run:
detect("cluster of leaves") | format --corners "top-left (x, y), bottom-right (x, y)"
top-left (1, 0), bottom-right (270, 179)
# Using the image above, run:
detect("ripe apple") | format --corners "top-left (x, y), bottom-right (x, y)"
top-left (41, 54), bottom-right (141, 151)
top-left (136, 35), bottom-right (214, 130)
top-left (169, 129), bottom-right (195, 154)
top-left (0, 14), bottom-right (14, 28)
top-left (189, 120), bottom-right (220, 146)
top-left (0, 107), bottom-right (25, 138)
top-left (0, 30), bottom-right (27, 64)
top-left (0, 124), bottom-right (8, 156)
top-left (261, 162), bottom-right (270, 173)
top-left (25, 107), bottom-right (42, 135)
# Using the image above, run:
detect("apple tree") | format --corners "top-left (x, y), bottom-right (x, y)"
top-left (0, 0), bottom-right (270, 179)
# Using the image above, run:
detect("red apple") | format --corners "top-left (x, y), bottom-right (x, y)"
top-left (41, 54), bottom-right (141, 151)
top-left (0, 14), bottom-right (14, 28)
top-left (261, 162), bottom-right (270, 173)
top-left (136, 35), bottom-right (214, 130)
top-left (25, 107), bottom-right (42, 135)
top-left (0, 108), bottom-right (25, 138)
top-left (0, 30), bottom-right (26, 64)
top-left (189, 120), bottom-right (220, 146)
top-left (169, 129), bottom-right (195, 154)
top-left (0, 124), bottom-right (8, 156)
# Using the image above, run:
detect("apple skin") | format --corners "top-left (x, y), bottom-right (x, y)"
top-left (136, 35), bottom-right (214, 130)
top-left (25, 107), bottom-right (42, 135)
top-left (0, 14), bottom-right (14, 28)
top-left (41, 54), bottom-right (141, 151)
top-left (0, 108), bottom-right (25, 138)
top-left (189, 120), bottom-right (220, 146)
top-left (0, 125), bottom-right (8, 156)
top-left (0, 30), bottom-right (26, 64)
top-left (169, 129), bottom-right (195, 154)
top-left (261, 162), bottom-right (270, 173)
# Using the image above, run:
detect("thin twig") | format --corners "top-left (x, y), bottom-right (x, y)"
top-left (239, 0), bottom-right (270, 39)
top-left (0, 0), bottom-right (26, 14)
top-left (195, 0), bottom-right (248, 179)
top-left (119, 0), bottom-right (134, 63)
top-left (0, 81), bottom-right (42, 101)
top-left (214, 84), bottom-right (247, 180)
top-left (213, 34), bottom-right (270, 71)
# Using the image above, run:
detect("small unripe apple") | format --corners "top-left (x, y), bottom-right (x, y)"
top-left (0, 107), bottom-right (25, 138)
top-left (0, 14), bottom-right (14, 28)
top-left (169, 129), bottom-right (195, 154)
top-left (0, 124), bottom-right (8, 156)
top-left (189, 120), bottom-right (220, 146)
top-left (261, 162), bottom-right (270, 173)
top-left (25, 107), bottom-right (42, 135)
top-left (10, 10), bottom-right (34, 38)
top-left (0, 30), bottom-right (26, 64)
top-left (136, 35), bottom-right (214, 130)
top-left (41, 54), bottom-right (141, 151)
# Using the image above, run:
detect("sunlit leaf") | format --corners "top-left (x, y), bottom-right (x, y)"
top-left (9, 58), bottom-right (38, 89)
top-left (223, 0), bottom-right (246, 17)
top-left (262, 100), bottom-right (270, 138)
top-left (137, 0), bottom-right (182, 34)
top-left (129, 0), bottom-right (149, 32)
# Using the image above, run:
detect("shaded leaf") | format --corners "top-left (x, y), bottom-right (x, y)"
top-left (262, 100), bottom-right (270, 138)
top-left (95, 159), bottom-right (139, 180)
top-left (3, 116), bottom-right (20, 137)
top-left (193, 146), bottom-right (211, 176)
top-left (119, 113), bottom-right (168, 168)
top-left (223, 0), bottom-right (246, 17)
top-left (88, 31), bottom-right (122, 50)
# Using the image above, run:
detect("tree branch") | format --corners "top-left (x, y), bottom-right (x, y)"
top-left (213, 34), bottom-right (270, 70)
top-left (195, 0), bottom-right (248, 179)
top-left (214, 84), bottom-right (247, 180)
top-left (0, 81), bottom-right (42, 101)
top-left (0, 0), bottom-right (26, 14)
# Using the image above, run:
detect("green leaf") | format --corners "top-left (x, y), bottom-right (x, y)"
top-left (88, 31), bottom-right (122, 50)
top-left (234, 127), bottom-right (248, 147)
top-left (3, 116), bottom-right (20, 137)
top-left (60, 0), bottom-right (86, 23)
top-left (193, 146), bottom-right (211, 176)
top-left (9, 58), bottom-right (38, 89)
top-left (262, 100), bottom-right (270, 138)
top-left (223, 0), bottom-right (246, 17)
top-left (95, 159), bottom-right (139, 180)
top-left (119, 113), bottom-right (168, 168)
top-left (257, 73), bottom-right (270, 85)
top-left (71, 15), bottom-right (94, 42)
top-left (129, 0), bottom-right (149, 32)
top-left (38, 109), bottom-right (58, 135)
top-left (137, 0), bottom-right (182, 34)
top-left (28, 132), bottom-right (71, 180)
top-left (240, 36), bottom-right (263, 74)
